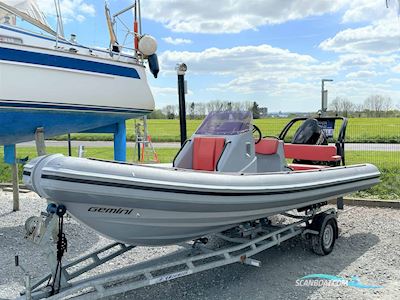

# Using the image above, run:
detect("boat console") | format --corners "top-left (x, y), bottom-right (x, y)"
top-left (173, 111), bottom-right (291, 173)
top-left (173, 111), bottom-right (259, 173)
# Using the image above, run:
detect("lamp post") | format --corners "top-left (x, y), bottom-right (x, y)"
top-left (321, 79), bottom-right (333, 117)
top-left (176, 63), bottom-right (188, 146)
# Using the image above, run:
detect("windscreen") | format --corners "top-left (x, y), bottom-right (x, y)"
top-left (195, 111), bottom-right (252, 135)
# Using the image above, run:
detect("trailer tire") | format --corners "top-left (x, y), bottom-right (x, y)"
top-left (310, 213), bottom-right (338, 256)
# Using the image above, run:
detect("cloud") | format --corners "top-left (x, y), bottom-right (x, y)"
top-left (37, 0), bottom-right (95, 23)
top-left (345, 70), bottom-right (378, 78)
top-left (158, 44), bottom-right (341, 99)
top-left (156, 42), bottom-right (400, 110)
top-left (319, 17), bottom-right (400, 54)
top-left (151, 86), bottom-right (193, 96)
top-left (386, 78), bottom-right (400, 84)
top-left (142, 0), bottom-right (346, 34)
top-left (78, 2), bottom-right (95, 16)
top-left (341, 0), bottom-right (390, 23)
top-left (329, 80), bottom-right (400, 102)
top-left (162, 37), bottom-right (193, 45)
top-left (151, 86), bottom-right (177, 96)
top-left (338, 53), bottom-right (399, 68)
top-left (159, 44), bottom-right (322, 75)
top-left (319, 0), bottom-right (400, 54)
top-left (392, 64), bottom-right (400, 72)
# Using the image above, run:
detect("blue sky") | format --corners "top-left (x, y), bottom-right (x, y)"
top-left (38, 0), bottom-right (400, 112)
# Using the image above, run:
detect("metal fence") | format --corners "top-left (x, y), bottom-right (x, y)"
top-left (344, 122), bottom-right (400, 201)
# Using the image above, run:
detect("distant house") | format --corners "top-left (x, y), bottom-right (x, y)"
top-left (259, 107), bottom-right (268, 118)
top-left (269, 111), bottom-right (289, 118)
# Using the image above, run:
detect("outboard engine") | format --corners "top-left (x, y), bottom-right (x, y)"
top-left (291, 119), bottom-right (327, 145)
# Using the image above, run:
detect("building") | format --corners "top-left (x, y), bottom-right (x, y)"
top-left (259, 107), bottom-right (268, 118)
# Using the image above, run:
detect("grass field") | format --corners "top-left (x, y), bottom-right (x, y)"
top-left (52, 118), bottom-right (400, 143)
top-left (1, 146), bottom-right (398, 200)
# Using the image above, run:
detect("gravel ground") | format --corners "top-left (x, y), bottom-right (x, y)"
top-left (1, 191), bottom-right (399, 300)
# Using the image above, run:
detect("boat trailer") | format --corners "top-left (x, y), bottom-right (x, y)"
top-left (17, 204), bottom-right (338, 300)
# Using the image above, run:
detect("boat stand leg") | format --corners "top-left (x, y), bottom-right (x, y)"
top-left (4, 145), bottom-right (19, 211)
top-left (11, 158), bottom-right (20, 212)
top-left (35, 127), bottom-right (46, 156)
top-left (114, 121), bottom-right (126, 162)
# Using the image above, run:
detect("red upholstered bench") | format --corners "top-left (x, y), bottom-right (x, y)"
top-left (284, 144), bottom-right (341, 162)
top-left (284, 143), bottom-right (341, 171)
top-left (192, 137), bottom-right (226, 171)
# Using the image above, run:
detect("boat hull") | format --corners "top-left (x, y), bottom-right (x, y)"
top-left (23, 155), bottom-right (380, 246)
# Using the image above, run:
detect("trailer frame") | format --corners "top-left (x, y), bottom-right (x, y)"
top-left (18, 205), bottom-right (337, 300)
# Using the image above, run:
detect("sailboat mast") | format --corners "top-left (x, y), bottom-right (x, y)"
top-left (53, 0), bottom-right (64, 44)
top-left (137, 0), bottom-right (142, 35)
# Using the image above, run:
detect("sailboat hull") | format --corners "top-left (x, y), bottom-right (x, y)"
top-left (0, 25), bottom-right (154, 145)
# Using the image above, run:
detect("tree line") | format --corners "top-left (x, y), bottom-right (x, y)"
top-left (147, 95), bottom-right (400, 119)
top-left (329, 95), bottom-right (399, 117)
top-left (148, 100), bottom-right (265, 119)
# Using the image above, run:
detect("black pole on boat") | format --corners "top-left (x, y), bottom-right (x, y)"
top-left (176, 63), bottom-right (188, 146)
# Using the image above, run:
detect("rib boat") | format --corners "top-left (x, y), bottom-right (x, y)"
top-left (23, 111), bottom-right (380, 246)
top-left (0, 1), bottom-right (157, 145)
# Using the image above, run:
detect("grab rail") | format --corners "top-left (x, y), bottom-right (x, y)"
top-left (215, 141), bottom-right (232, 172)
top-left (172, 139), bottom-right (192, 167)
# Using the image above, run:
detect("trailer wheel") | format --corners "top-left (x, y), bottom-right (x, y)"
top-left (310, 213), bottom-right (338, 256)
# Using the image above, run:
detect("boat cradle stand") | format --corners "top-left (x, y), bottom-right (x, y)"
top-left (18, 205), bottom-right (338, 300)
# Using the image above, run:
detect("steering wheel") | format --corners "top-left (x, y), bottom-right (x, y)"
top-left (262, 135), bottom-right (280, 140)
top-left (252, 124), bottom-right (262, 144)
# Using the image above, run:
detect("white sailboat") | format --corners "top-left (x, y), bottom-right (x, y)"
top-left (0, 0), bottom-right (157, 145)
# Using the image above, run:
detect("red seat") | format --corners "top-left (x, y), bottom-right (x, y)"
top-left (192, 137), bottom-right (226, 171)
top-left (284, 144), bottom-right (341, 162)
top-left (255, 138), bottom-right (279, 155)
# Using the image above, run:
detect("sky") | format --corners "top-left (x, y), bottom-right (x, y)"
top-left (35, 0), bottom-right (400, 112)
